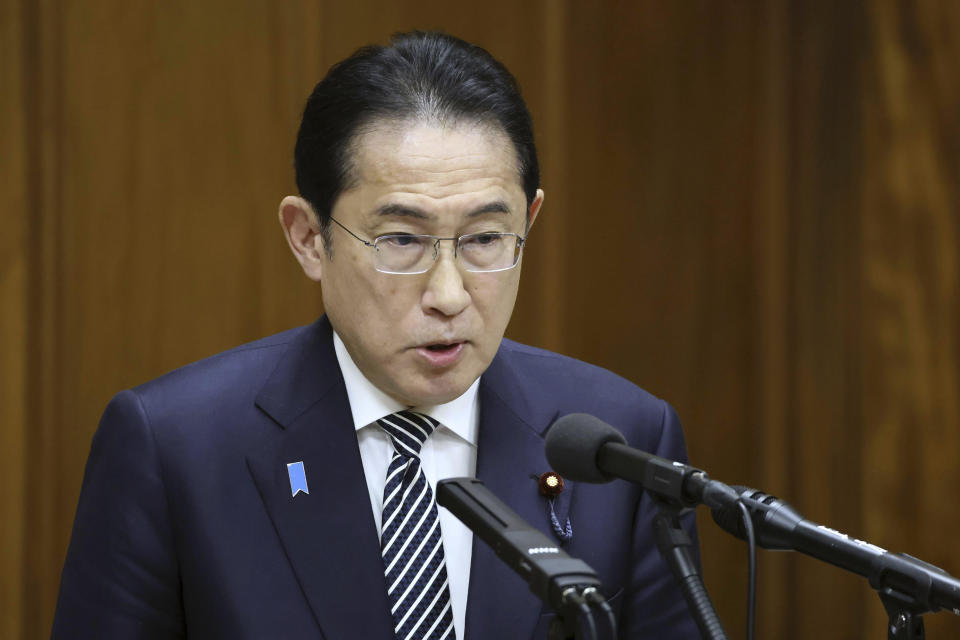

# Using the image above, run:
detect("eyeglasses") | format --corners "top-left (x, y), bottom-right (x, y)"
top-left (329, 217), bottom-right (527, 275)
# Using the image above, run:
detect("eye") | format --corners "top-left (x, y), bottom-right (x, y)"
top-left (462, 233), bottom-right (504, 247)
top-left (380, 234), bottom-right (422, 248)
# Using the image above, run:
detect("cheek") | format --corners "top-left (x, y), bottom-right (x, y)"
top-left (372, 281), bottom-right (421, 329)
top-left (471, 276), bottom-right (519, 319)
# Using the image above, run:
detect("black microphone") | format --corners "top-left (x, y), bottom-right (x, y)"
top-left (436, 477), bottom-right (603, 616)
top-left (712, 486), bottom-right (960, 615)
top-left (545, 413), bottom-right (739, 510)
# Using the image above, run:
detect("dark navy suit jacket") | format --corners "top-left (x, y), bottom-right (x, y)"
top-left (53, 317), bottom-right (701, 639)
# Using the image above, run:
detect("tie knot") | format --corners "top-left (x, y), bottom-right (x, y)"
top-left (377, 410), bottom-right (439, 459)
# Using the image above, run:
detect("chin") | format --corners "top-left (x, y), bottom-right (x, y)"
top-left (403, 377), bottom-right (473, 407)
top-left (405, 388), bottom-right (462, 407)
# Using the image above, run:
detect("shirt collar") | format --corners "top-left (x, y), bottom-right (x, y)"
top-left (333, 331), bottom-right (480, 446)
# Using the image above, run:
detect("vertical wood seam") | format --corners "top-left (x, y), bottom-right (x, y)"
top-left (754, 2), bottom-right (790, 637)
top-left (24, 0), bottom-right (65, 635)
top-left (539, 0), bottom-right (567, 353)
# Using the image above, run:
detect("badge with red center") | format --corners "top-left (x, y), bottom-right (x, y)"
top-left (538, 471), bottom-right (572, 542)
top-left (538, 471), bottom-right (564, 497)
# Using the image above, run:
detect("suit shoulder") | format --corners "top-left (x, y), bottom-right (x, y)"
top-left (495, 339), bottom-right (683, 454)
top-left (132, 325), bottom-right (305, 395)
top-left (495, 338), bottom-right (670, 438)
top-left (119, 324), bottom-right (319, 435)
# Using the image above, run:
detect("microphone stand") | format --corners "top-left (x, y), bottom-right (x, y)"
top-left (651, 504), bottom-right (728, 640)
top-left (881, 592), bottom-right (925, 640)
top-left (871, 552), bottom-right (949, 640)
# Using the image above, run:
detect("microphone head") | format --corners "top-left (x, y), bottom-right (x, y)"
top-left (710, 485), bottom-right (752, 540)
top-left (545, 413), bottom-right (628, 483)
top-left (710, 485), bottom-right (801, 550)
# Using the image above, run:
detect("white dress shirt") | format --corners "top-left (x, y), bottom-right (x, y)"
top-left (333, 332), bottom-right (478, 640)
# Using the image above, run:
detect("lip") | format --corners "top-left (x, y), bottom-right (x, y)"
top-left (415, 341), bottom-right (466, 368)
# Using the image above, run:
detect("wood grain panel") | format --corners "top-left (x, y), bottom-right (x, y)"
top-left (861, 1), bottom-right (960, 636)
top-left (21, 0), bottom-right (66, 635)
top-left (752, 2), bottom-right (792, 636)
top-left (781, 2), bottom-right (870, 636)
top-left (1, 1), bottom-right (28, 637)
top-left (534, 0), bottom-right (569, 352)
top-left (19, 2), bottom-right (328, 635)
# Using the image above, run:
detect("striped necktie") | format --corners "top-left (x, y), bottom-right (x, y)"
top-left (378, 410), bottom-right (455, 640)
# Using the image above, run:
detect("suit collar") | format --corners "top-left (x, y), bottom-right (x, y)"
top-left (254, 317), bottom-right (338, 430)
top-left (247, 317), bottom-right (395, 638)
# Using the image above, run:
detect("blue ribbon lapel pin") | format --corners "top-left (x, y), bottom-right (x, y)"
top-left (287, 461), bottom-right (309, 497)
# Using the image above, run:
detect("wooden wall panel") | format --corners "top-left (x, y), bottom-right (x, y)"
top-left (17, 2), bottom-right (328, 635)
top-left (5, 1), bottom-right (960, 638)
top-left (751, 2), bottom-right (792, 633)
top-left (22, 0), bottom-right (66, 634)
top-left (861, 2), bottom-right (960, 636)
top-left (1, 1), bottom-right (28, 638)
top-left (779, 2), bottom-right (869, 636)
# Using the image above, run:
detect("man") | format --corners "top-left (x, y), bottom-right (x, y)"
top-left (53, 31), bottom-right (700, 639)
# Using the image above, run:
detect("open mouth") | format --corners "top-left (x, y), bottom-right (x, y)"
top-left (425, 343), bottom-right (460, 352)
top-left (416, 341), bottom-right (466, 367)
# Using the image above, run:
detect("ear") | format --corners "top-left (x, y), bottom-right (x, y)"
top-left (525, 189), bottom-right (545, 233)
top-left (278, 195), bottom-right (325, 282)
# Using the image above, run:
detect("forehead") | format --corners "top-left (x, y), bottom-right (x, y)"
top-left (343, 119), bottom-right (524, 207)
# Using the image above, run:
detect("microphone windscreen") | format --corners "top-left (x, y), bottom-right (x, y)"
top-left (545, 413), bottom-right (628, 483)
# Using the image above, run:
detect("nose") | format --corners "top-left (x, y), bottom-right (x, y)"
top-left (421, 243), bottom-right (471, 317)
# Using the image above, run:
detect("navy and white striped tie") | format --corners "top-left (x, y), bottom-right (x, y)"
top-left (378, 411), bottom-right (455, 640)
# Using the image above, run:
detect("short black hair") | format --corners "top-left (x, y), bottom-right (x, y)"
top-left (294, 31), bottom-right (540, 247)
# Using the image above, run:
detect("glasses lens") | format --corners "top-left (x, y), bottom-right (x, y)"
top-left (374, 235), bottom-right (433, 273)
top-left (460, 233), bottom-right (521, 272)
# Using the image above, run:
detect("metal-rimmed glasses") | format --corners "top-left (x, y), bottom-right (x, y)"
top-left (329, 217), bottom-right (527, 275)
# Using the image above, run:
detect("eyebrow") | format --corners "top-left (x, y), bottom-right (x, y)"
top-left (467, 201), bottom-right (512, 217)
top-left (374, 200), bottom-right (513, 219)
top-left (375, 203), bottom-right (430, 219)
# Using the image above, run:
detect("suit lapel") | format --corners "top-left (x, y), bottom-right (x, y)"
top-left (464, 346), bottom-right (573, 640)
top-left (246, 318), bottom-right (394, 639)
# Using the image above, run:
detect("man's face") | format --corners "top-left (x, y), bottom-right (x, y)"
top-left (315, 120), bottom-right (542, 406)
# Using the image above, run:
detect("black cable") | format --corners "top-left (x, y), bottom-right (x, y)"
top-left (736, 499), bottom-right (757, 640)
top-left (563, 588), bottom-right (598, 640)
top-left (575, 601), bottom-right (598, 640)
top-left (582, 587), bottom-right (617, 639)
